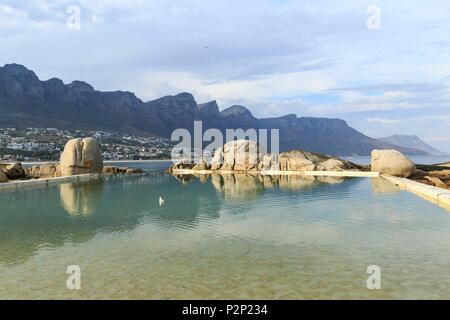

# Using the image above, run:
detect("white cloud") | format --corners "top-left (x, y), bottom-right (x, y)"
top-left (426, 136), bottom-right (450, 142)
top-left (367, 118), bottom-right (401, 125)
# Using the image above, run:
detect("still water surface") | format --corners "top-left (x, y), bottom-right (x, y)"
top-left (1, 162), bottom-right (450, 299)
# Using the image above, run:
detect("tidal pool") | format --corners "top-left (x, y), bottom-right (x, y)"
top-left (1, 163), bottom-right (450, 299)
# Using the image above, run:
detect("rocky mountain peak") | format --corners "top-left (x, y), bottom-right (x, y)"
top-left (1, 63), bottom-right (43, 98)
top-left (2, 63), bottom-right (38, 79)
top-left (68, 81), bottom-right (94, 92)
top-left (198, 100), bottom-right (220, 114)
top-left (378, 134), bottom-right (447, 156)
top-left (221, 105), bottom-right (254, 118)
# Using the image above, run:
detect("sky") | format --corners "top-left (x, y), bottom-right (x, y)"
top-left (0, 0), bottom-right (449, 152)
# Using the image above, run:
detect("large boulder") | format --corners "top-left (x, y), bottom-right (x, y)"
top-left (0, 163), bottom-right (25, 179)
top-left (222, 140), bottom-right (265, 171)
top-left (257, 153), bottom-right (279, 171)
top-left (192, 157), bottom-right (210, 171)
top-left (60, 138), bottom-right (103, 176)
top-left (0, 170), bottom-right (8, 183)
top-left (280, 156), bottom-right (315, 171)
top-left (371, 149), bottom-right (416, 177)
top-left (318, 159), bottom-right (347, 171)
top-left (210, 147), bottom-right (224, 171)
top-left (277, 150), bottom-right (362, 172)
top-left (26, 163), bottom-right (61, 179)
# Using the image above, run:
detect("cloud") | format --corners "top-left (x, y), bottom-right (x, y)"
top-left (0, 0), bottom-right (450, 151)
top-left (427, 136), bottom-right (450, 142)
top-left (367, 118), bottom-right (401, 125)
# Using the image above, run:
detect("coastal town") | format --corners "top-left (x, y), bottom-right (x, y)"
top-left (0, 127), bottom-right (174, 161)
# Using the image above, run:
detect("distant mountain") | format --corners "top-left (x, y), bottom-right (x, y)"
top-left (378, 135), bottom-right (448, 156)
top-left (0, 63), bottom-right (425, 156)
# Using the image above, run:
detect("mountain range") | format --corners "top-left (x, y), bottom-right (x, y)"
top-left (0, 63), bottom-right (434, 156)
top-left (378, 135), bottom-right (447, 156)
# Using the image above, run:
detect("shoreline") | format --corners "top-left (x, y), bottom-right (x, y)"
top-left (16, 159), bottom-right (173, 166)
top-left (104, 159), bottom-right (172, 163)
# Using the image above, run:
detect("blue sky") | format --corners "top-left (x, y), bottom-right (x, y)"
top-left (1, 0), bottom-right (449, 152)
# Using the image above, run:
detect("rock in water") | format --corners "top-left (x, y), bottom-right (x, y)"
top-left (192, 157), bottom-right (210, 171)
top-left (60, 138), bottom-right (103, 176)
top-left (371, 149), bottom-right (416, 177)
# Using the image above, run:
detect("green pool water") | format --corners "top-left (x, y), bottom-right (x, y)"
top-left (1, 163), bottom-right (450, 299)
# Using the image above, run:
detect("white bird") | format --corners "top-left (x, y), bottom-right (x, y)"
top-left (159, 196), bottom-right (165, 206)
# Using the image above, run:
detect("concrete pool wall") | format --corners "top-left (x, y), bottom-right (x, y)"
top-left (381, 175), bottom-right (450, 211)
top-left (0, 173), bottom-right (102, 191)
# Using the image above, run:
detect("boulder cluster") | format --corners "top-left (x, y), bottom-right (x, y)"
top-left (168, 141), bottom-right (450, 191)
top-left (1, 137), bottom-right (143, 183)
top-left (169, 140), bottom-right (365, 173)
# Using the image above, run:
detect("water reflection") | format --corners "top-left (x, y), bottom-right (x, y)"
top-left (175, 173), bottom-right (349, 200)
top-left (60, 180), bottom-right (104, 215)
top-left (371, 177), bottom-right (401, 194)
top-left (0, 173), bottom-right (221, 267)
top-left (0, 173), bottom-right (406, 268)
top-left (211, 174), bottom-right (265, 200)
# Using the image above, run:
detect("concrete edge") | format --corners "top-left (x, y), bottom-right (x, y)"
top-left (0, 174), bottom-right (102, 191)
top-left (170, 169), bottom-right (380, 177)
top-left (381, 174), bottom-right (450, 212)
